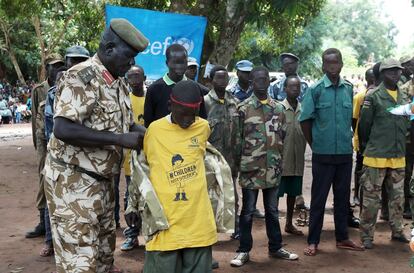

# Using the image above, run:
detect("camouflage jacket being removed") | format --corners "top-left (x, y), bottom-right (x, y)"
top-left (126, 143), bottom-right (235, 242)
top-left (48, 54), bottom-right (134, 178)
top-left (237, 94), bottom-right (286, 189)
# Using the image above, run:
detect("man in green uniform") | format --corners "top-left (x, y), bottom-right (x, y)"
top-left (43, 18), bottom-right (148, 273)
top-left (399, 55), bottom-right (413, 86)
top-left (359, 59), bottom-right (410, 249)
top-left (26, 54), bottom-right (64, 238)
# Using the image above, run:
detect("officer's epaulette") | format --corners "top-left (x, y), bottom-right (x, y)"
top-left (77, 66), bottom-right (96, 85)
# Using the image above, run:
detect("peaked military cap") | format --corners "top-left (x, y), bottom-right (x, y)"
top-left (45, 53), bottom-right (64, 65)
top-left (65, 45), bottom-right (90, 59)
top-left (380, 58), bottom-right (404, 72)
top-left (280, 52), bottom-right (300, 62)
top-left (399, 55), bottom-right (413, 65)
top-left (110, 18), bottom-right (149, 52)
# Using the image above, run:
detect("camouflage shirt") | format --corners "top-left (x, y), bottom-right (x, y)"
top-left (237, 94), bottom-right (286, 189)
top-left (31, 80), bottom-right (49, 148)
top-left (48, 54), bottom-right (134, 178)
top-left (204, 89), bottom-right (240, 173)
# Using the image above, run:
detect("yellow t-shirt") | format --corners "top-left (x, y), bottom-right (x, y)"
top-left (352, 90), bottom-right (366, 151)
top-left (363, 89), bottom-right (404, 168)
top-left (143, 116), bottom-right (217, 251)
top-left (387, 89), bottom-right (397, 102)
top-left (123, 94), bottom-right (145, 176)
top-left (218, 99), bottom-right (224, 104)
top-left (260, 99), bottom-right (268, 104)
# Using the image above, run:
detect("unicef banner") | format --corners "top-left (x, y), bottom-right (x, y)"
top-left (105, 4), bottom-right (207, 80)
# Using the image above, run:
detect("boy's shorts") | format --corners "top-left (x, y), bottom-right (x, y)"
top-left (143, 246), bottom-right (212, 273)
top-left (277, 176), bottom-right (303, 198)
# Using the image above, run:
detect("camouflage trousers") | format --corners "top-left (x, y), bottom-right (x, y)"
top-left (35, 136), bottom-right (47, 209)
top-left (44, 156), bottom-right (116, 273)
top-left (360, 166), bottom-right (405, 241)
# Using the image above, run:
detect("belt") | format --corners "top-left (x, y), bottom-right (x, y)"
top-left (49, 156), bottom-right (109, 181)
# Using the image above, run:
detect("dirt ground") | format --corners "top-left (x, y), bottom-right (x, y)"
top-left (0, 123), bottom-right (413, 273)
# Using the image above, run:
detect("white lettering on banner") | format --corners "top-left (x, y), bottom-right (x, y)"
top-left (141, 36), bottom-right (195, 56)
top-left (141, 36), bottom-right (172, 55)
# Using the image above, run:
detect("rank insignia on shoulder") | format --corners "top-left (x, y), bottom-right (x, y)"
top-left (363, 100), bottom-right (371, 106)
top-left (78, 67), bottom-right (95, 84)
top-left (102, 70), bottom-right (115, 85)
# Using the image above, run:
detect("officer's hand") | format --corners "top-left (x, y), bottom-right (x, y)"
top-left (125, 212), bottom-right (139, 228)
top-left (117, 132), bottom-right (144, 150)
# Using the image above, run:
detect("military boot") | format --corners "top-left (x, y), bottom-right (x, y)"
top-left (174, 193), bottom-right (180, 201)
top-left (25, 208), bottom-right (45, 238)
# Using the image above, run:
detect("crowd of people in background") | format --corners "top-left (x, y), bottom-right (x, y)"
top-left (0, 80), bottom-right (35, 124)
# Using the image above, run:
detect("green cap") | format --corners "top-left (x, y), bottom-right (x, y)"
top-left (379, 58), bottom-right (403, 72)
top-left (45, 53), bottom-right (64, 65)
top-left (65, 45), bottom-right (90, 59)
top-left (399, 55), bottom-right (413, 65)
top-left (110, 18), bottom-right (149, 52)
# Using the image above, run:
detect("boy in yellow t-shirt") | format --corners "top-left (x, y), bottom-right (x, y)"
top-left (143, 80), bottom-right (217, 273)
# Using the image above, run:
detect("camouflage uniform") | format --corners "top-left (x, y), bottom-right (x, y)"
top-left (359, 83), bottom-right (410, 241)
top-left (31, 80), bottom-right (49, 210)
top-left (401, 80), bottom-right (414, 221)
top-left (237, 95), bottom-right (286, 189)
top-left (126, 143), bottom-right (235, 241)
top-left (44, 54), bottom-right (134, 273)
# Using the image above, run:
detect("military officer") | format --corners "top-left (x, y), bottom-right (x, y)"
top-left (43, 18), bottom-right (148, 273)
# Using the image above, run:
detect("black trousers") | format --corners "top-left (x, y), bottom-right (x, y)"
top-left (308, 154), bottom-right (352, 245)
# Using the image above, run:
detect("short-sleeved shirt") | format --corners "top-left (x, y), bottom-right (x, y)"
top-left (278, 99), bottom-right (306, 176)
top-left (299, 74), bottom-right (353, 155)
top-left (48, 54), bottom-right (134, 178)
top-left (144, 115), bottom-right (217, 251)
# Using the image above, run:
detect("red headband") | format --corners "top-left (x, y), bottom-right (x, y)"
top-left (170, 94), bottom-right (202, 109)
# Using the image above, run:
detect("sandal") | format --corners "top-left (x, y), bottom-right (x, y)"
top-left (285, 226), bottom-right (304, 236)
top-left (336, 239), bottom-right (364, 251)
top-left (39, 245), bottom-right (54, 257)
top-left (304, 244), bottom-right (318, 256)
top-left (109, 265), bottom-right (124, 273)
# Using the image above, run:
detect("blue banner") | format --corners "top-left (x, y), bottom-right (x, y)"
top-left (105, 4), bottom-right (207, 80)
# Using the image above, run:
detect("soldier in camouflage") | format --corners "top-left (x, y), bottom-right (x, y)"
top-left (43, 19), bottom-right (148, 273)
top-left (26, 54), bottom-right (64, 239)
top-left (230, 66), bottom-right (298, 267)
top-left (359, 59), bottom-right (411, 249)
top-left (399, 55), bottom-right (413, 86)
top-left (204, 65), bottom-right (240, 239)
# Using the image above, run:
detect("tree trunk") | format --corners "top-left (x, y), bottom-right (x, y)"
top-left (8, 48), bottom-right (26, 85)
top-left (0, 19), bottom-right (26, 84)
top-left (207, 0), bottom-right (251, 66)
top-left (32, 16), bottom-right (47, 82)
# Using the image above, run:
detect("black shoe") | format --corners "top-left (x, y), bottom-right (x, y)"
top-left (230, 232), bottom-right (240, 240)
top-left (173, 193), bottom-right (180, 201)
top-left (25, 209), bottom-right (45, 238)
top-left (253, 209), bottom-right (265, 219)
top-left (403, 210), bottom-right (412, 219)
top-left (212, 259), bottom-right (219, 270)
top-left (348, 216), bottom-right (360, 228)
top-left (181, 192), bottom-right (188, 201)
top-left (392, 233), bottom-right (410, 243)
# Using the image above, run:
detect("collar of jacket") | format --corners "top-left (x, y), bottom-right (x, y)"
top-left (208, 89), bottom-right (237, 104)
top-left (376, 83), bottom-right (403, 104)
top-left (322, 74), bottom-right (346, 88)
top-left (280, 98), bottom-right (301, 113)
top-left (250, 93), bottom-right (275, 109)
